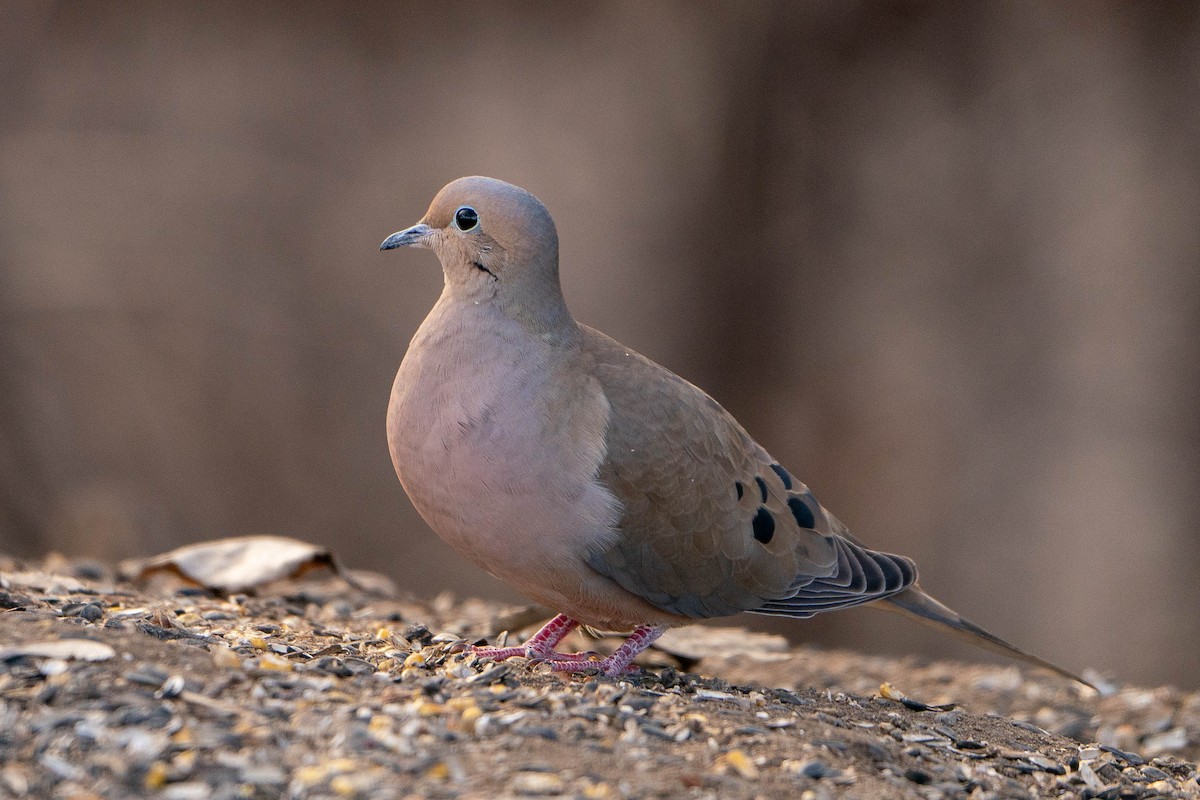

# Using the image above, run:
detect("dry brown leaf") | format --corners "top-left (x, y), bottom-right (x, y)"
top-left (125, 535), bottom-right (378, 595)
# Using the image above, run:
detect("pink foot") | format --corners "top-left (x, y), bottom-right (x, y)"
top-left (470, 614), bottom-right (579, 663)
top-left (547, 655), bottom-right (641, 675)
top-left (469, 644), bottom-right (531, 661)
top-left (470, 616), bottom-right (665, 678)
top-left (473, 646), bottom-right (602, 663)
top-left (548, 625), bottom-right (664, 677)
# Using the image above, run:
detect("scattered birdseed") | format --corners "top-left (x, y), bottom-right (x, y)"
top-left (0, 557), bottom-right (1197, 800)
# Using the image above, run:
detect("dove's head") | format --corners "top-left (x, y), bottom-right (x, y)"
top-left (381, 176), bottom-right (571, 333)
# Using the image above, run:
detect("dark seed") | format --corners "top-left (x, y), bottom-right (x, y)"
top-left (72, 561), bottom-right (108, 580)
top-left (1100, 744), bottom-right (1146, 766)
top-left (402, 624), bottom-right (433, 646)
top-left (126, 667), bottom-right (170, 687)
top-left (801, 760), bottom-right (837, 779)
top-left (639, 723), bottom-right (673, 740)
top-left (313, 657), bottom-right (353, 677)
top-left (342, 658), bottom-right (377, 675)
top-left (518, 726), bottom-right (558, 741)
top-left (904, 768), bottom-right (932, 784)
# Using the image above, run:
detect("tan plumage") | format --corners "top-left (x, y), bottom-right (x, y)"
top-left (380, 176), bottom-right (1092, 686)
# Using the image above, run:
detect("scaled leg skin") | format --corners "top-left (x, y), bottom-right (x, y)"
top-left (471, 617), bottom-right (665, 676)
top-left (548, 625), bottom-right (665, 677)
top-left (470, 614), bottom-right (580, 663)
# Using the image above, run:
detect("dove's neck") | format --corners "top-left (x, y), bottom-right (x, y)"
top-left (499, 275), bottom-right (576, 340)
top-left (444, 254), bottom-right (577, 342)
top-left (429, 283), bottom-right (580, 355)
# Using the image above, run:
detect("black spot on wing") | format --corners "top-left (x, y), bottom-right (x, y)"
top-left (754, 476), bottom-right (768, 503)
top-left (752, 507), bottom-right (775, 544)
top-left (770, 463), bottom-right (792, 490)
top-left (788, 496), bottom-right (816, 529)
top-left (735, 481), bottom-right (744, 500)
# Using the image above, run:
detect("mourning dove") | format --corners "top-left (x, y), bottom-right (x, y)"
top-left (381, 176), bottom-right (1091, 686)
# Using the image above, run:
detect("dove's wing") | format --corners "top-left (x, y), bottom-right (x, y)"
top-left (580, 326), bottom-right (917, 620)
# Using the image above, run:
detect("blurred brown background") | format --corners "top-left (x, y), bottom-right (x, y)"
top-left (2, 2), bottom-right (1197, 686)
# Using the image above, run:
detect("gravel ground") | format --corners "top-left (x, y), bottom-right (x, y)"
top-left (1, 555), bottom-right (1198, 800)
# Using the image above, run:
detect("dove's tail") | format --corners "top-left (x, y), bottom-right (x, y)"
top-left (880, 585), bottom-right (1096, 690)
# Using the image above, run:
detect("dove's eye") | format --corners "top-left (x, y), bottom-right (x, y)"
top-left (453, 206), bottom-right (479, 231)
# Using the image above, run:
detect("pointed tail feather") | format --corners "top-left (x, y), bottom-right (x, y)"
top-left (880, 585), bottom-right (1096, 691)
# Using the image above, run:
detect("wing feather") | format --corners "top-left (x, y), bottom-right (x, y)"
top-left (579, 326), bottom-right (917, 621)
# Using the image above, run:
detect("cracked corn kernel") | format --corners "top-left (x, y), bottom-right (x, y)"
top-left (582, 781), bottom-right (613, 798)
top-left (143, 762), bottom-right (169, 790)
top-left (295, 765), bottom-right (327, 786)
top-left (258, 653), bottom-right (292, 671)
top-left (330, 775), bottom-right (356, 796)
top-left (722, 749), bottom-right (759, 779)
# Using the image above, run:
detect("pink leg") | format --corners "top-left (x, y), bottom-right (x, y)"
top-left (549, 625), bottom-right (664, 677)
top-left (470, 614), bottom-right (580, 662)
top-left (471, 617), bottom-right (665, 677)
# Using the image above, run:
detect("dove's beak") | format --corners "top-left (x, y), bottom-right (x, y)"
top-left (380, 223), bottom-right (434, 250)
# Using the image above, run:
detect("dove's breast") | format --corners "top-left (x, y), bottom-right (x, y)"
top-left (387, 297), bottom-right (676, 627)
